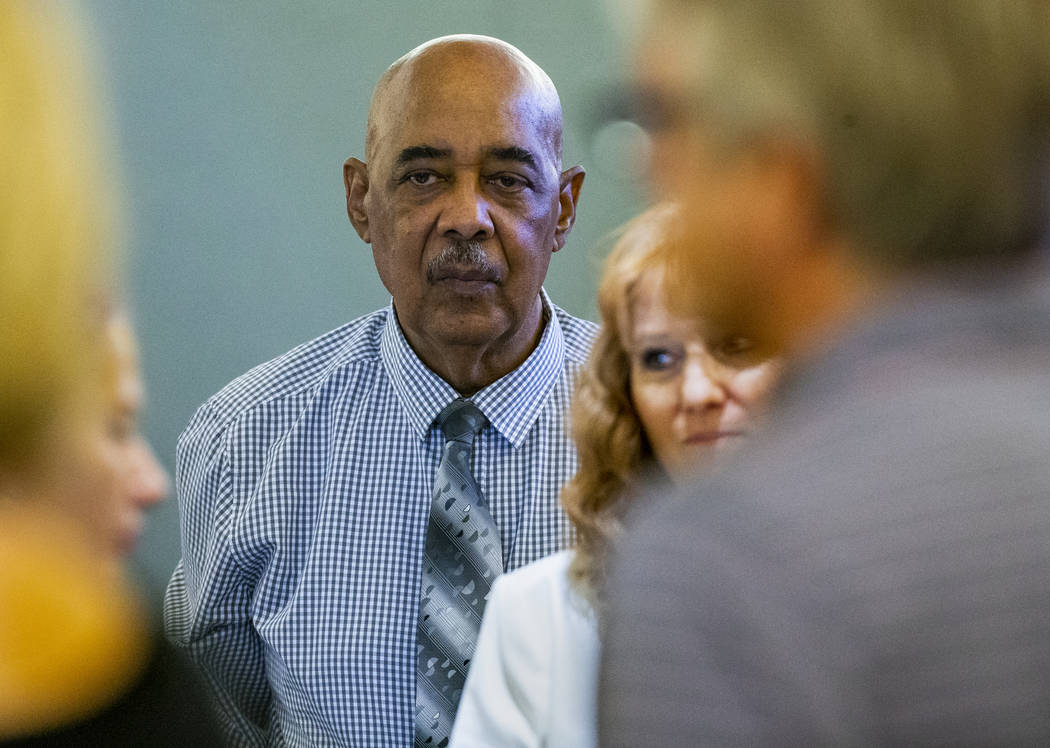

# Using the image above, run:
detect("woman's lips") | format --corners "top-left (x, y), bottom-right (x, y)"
top-left (114, 516), bottom-right (143, 556)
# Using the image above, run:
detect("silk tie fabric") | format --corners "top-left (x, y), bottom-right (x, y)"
top-left (415, 399), bottom-right (503, 746)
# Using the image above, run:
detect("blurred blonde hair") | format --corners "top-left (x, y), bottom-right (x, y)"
top-left (0, 1), bottom-right (118, 476)
top-left (562, 203), bottom-right (678, 604)
top-left (0, 5), bottom-right (147, 738)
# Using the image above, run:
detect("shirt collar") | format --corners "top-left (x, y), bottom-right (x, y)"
top-left (380, 305), bottom-right (460, 441)
top-left (380, 289), bottom-right (567, 448)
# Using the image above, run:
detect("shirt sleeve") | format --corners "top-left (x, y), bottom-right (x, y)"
top-left (163, 402), bottom-right (272, 744)
top-left (449, 575), bottom-right (549, 748)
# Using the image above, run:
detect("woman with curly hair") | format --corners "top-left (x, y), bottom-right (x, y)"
top-left (450, 203), bottom-right (782, 747)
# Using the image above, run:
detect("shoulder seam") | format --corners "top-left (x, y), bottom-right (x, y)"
top-left (201, 310), bottom-right (387, 430)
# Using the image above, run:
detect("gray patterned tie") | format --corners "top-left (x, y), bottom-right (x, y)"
top-left (414, 399), bottom-right (503, 746)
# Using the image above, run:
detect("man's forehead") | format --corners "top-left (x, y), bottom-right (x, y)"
top-left (372, 91), bottom-right (561, 171)
top-left (366, 36), bottom-right (563, 166)
top-left (387, 60), bottom-right (556, 126)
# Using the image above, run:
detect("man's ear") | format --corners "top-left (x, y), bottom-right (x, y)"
top-left (344, 157), bottom-right (371, 244)
top-left (553, 165), bottom-right (586, 252)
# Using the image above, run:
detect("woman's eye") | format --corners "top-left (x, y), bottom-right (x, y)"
top-left (717, 336), bottom-right (755, 357)
top-left (641, 348), bottom-right (676, 371)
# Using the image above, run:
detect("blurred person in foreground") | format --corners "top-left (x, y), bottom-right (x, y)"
top-left (450, 203), bottom-right (781, 747)
top-left (599, 0), bottom-right (1050, 744)
top-left (0, 3), bottom-right (219, 743)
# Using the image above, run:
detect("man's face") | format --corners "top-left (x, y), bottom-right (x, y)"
top-left (349, 54), bottom-right (582, 363)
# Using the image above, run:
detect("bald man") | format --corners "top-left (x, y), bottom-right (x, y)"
top-left (164, 36), bottom-right (592, 746)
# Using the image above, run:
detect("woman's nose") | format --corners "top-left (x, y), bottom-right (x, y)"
top-left (129, 438), bottom-right (169, 508)
top-left (680, 356), bottom-right (727, 410)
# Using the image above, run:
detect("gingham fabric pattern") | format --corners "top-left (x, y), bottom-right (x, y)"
top-left (164, 292), bottom-right (597, 747)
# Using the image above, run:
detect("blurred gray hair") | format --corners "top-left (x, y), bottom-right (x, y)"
top-left (653, 0), bottom-right (1050, 265)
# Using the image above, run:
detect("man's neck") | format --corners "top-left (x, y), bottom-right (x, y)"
top-left (403, 300), bottom-right (548, 397)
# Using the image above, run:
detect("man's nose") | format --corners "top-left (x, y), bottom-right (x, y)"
top-left (680, 355), bottom-right (727, 410)
top-left (437, 177), bottom-right (494, 241)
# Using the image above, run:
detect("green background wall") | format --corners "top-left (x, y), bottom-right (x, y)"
top-left (84, 0), bottom-right (645, 600)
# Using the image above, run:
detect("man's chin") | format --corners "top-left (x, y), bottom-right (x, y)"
top-left (420, 308), bottom-right (511, 349)
top-left (400, 292), bottom-right (546, 362)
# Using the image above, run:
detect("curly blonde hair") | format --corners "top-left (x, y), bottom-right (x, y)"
top-left (562, 203), bottom-right (679, 605)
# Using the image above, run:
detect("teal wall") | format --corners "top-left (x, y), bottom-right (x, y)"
top-left (84, 1), bottom-right (644, 599)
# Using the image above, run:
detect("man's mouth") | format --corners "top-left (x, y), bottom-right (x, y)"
top-left (425, 239), bottom-right (501, 286)
top-left (684, 430), bottom-right (745, 445)
top-left (433, 266), bottom-right (499, 283)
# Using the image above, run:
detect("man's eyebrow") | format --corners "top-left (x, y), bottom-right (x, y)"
top-left (395, 145), bottom-right (451, 165)
top-left (486, 146), bottom-right (539, 171)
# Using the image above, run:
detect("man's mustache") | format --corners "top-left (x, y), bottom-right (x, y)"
top-left (426, 241), bottom-right (501, 284)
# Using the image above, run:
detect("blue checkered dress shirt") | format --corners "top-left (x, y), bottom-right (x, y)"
top-left (164, 292), bottom-right (597, 746)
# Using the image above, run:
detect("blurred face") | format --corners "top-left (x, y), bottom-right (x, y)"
top-left (54, 316), bottom-right (168, 559)
top-left (348, 45), bottom-right (584, 368)
top-left (633, 9), bottom-right (800, 350)
top-left (628, 271), bottom-right (780, 482)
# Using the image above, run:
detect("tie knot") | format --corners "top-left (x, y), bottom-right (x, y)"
top-left (437, 399), bottom-right (488, 442)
